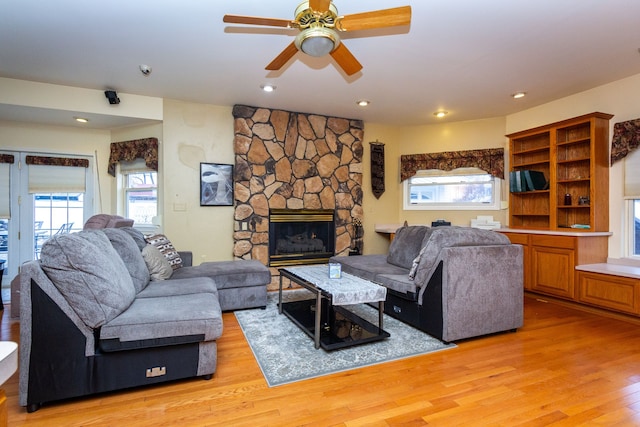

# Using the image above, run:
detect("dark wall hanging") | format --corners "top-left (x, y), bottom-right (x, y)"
top-left (370, 141), bottom-right (385, 199)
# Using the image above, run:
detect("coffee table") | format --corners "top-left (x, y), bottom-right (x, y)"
top-left (278, 264), bottom-right (389, 350)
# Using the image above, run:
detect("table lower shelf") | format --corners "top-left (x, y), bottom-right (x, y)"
top-left (280, 299), bottom-right (390, 351)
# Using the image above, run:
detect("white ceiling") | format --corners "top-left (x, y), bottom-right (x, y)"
top-left (1, 0), bottom-right (640, 129)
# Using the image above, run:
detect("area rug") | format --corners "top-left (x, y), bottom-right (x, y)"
top-left (234, 290), bottom-right (456, 386)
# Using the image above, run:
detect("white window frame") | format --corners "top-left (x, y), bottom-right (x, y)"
top-left (624, 150), bottom-right (640, 259)
top-left (625, 200), bottom-right (640, 259)
top-left (118, 160), bottom-right (159, 233)
top-left (403, 168), bottom-right (502, 211)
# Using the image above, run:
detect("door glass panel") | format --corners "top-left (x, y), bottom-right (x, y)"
top-left (34, 193), bottom-right (83, 258)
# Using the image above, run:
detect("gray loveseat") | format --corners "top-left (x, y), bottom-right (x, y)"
top-left (18, 226), bottom-right (269, 412)
top-left (329, 225), bottom-right (524, 342)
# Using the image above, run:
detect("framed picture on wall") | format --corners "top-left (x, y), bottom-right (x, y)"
top-left (200, 163), bottom-right (234, 206)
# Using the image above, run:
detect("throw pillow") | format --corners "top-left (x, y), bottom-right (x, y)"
top-left (142, 244), bottom-right (173, 280)
top-left (144, 233), bottom-right (183, 270)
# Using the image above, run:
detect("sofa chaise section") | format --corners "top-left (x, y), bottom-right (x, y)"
top-left (331, 225), bottom-right (524, 342)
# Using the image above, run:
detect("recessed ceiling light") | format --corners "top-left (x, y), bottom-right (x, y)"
top-left (356, 99), bottom-right (370, 107)
top-left (74, 116), bottom-right (89, 123)
top-left (433, 111), bottom-right (448, 118)
top-left (512, 92), bottom-right (526, 99)
top-left (261, 84), bottom-right (276, 92)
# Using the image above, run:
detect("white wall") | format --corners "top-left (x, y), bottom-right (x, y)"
top-left (506, 73), bottom-right (640, 259)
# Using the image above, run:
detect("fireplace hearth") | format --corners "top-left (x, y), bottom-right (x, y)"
top-left (269, 209), bottom-right (335, 267)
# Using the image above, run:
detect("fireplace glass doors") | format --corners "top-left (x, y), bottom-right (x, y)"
top-left (268, 209), bottom-right (335, 267)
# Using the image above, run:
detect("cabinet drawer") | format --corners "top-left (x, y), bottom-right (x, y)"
top-left (531, 234), bottom-right (575, 249)
top-left (578, 271), bottom-right (640, 315)
top-left (500, 232), bottom-right (529, 245)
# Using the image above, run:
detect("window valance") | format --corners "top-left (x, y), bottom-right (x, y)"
top-left (25, 155), bottom-right (89, 168)
top-left (400, 148), bottom-right (504, 182)
top-left (107, 138), bottom-right (158, 177)
top-left (0, 154), bottom-right (14, 164)
top-left (610, 118), bottom-right (640, 165)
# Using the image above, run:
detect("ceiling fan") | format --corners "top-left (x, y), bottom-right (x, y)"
top-left (223, 0), bottom-right (412, 76)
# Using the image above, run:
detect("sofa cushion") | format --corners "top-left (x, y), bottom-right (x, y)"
top-left (40, 230), bottom-right (136, 329)
top-left (101, 228), bottom-right (150, 293)
top-left (119, 226), bottom-right (147, 251)
top-left (137, 276), bottom-right (218, 299)
top-left (386, 226), bottom-right (431, 269)
top-left (412, 226), bottom-right (511, 284)
top-left (99, 291), bottom-right (223, 352)
top-left (142, 244), bottom-right (173, 280)
top-left (329, 254), bottom-right (409, 282)
top-left (376, 274), bottom-right (418, 295)
top-left (145, 233), bottom-right (183, 270)
top-left (170, 260), bottom-right (270, 290)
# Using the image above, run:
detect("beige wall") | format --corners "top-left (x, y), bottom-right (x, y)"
top-left (0, 120), bottom-right (113, 213)
top-left (161, 99), bottom-right (235, 264)
top-left (361, 116), bottom-right (508, 253)
top-left (506, 73), bottom-right (640, 259)
top-left (358, 123), bottom-right (402, 254)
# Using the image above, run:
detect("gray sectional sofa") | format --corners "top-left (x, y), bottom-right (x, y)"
top-left (330, 225), bottom-right (524, 342)
top-left (19, 226), bottom-right (269, 412)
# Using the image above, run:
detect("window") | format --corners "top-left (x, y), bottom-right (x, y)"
top-left (403, 168), bottom-right (501, 210)
top-left (630, 200), bottom-right (640, 257)
top-left (625, 150), bottom-right (640, 258)
top-left (124, 171), bottom-right (157, 226)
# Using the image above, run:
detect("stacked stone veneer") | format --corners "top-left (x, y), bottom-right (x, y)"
top-left (232, 105), bottom-right (364, 290)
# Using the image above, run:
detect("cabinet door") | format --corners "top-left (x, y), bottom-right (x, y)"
top-left (531, 246), bottom-right (575, 298)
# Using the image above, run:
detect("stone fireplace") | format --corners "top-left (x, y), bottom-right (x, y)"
top-left (232, 105), bottom-right (363, 289)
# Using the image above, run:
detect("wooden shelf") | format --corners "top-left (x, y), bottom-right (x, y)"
top-left (507, 112), bottom-right (612, 232)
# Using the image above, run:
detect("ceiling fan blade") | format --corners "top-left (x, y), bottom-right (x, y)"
top-left (266, 42), bottom-right (299, 71)
top-left (309, 0), bottom-right (331, 12)
top-left (338, 6), bottom-right (412, 32)
top-left (223, 14), bottom-right (294, 28)
top-left (330, 43), bottom-right (362, 76)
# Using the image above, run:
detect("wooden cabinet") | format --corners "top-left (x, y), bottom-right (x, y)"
top-left (499, 231), bottom-right (609, 301)
top-left (577, 271), bottom-right (640, 315)
top-left (508, 112), bottom-right (612, 231)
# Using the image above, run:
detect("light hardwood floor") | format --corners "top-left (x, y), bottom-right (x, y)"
top-left (2, 295), bottom-right (640, 426)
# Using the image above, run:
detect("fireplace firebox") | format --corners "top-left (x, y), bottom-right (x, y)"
top-left (269, 209), bottom-right (335, 267)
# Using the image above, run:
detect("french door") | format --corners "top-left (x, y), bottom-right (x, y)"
top-left (0, 151), bottom-right (93, 291)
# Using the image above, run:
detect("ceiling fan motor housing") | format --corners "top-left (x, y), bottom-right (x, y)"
top-left (293, 1), bottom-right (341, 57)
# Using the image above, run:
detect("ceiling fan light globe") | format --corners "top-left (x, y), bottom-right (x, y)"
top-left (295, 27), bottom-right (340, 57)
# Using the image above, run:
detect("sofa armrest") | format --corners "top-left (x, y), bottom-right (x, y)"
top-left (418, 244), bottom-right (524, 342)
top-left (179, 251), bottom-right (193, 267)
